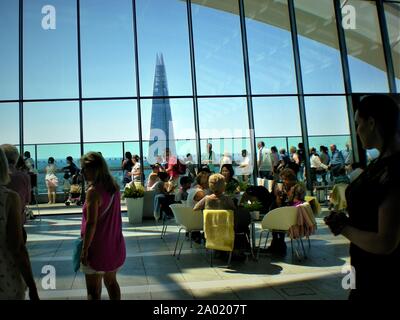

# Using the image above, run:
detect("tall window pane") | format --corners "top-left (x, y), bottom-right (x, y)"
top-left (192, 0), bottom-right (246, 95)
top-left (0, 103), bottom-right (19, 145)
top-left (0, 0), bottom-right (19, 100)
top-left (33, 143), bottom-right (81, 194)
top-left (295, 0), bottom-right (345, 93)
top-left (80, 0), bottom-right (136, 98)
top-left (136, 0), bottom-right (192, 96)
top-left (384, 3), bottom-right (400, 91)
top-left (83, 100), bottom-right (138, 143)
top-left (24, 101), bottom-right (80, 145)
top-left (253, 97), bottom-right (301, 142)
top-left (24, 0), bottom-right (78, 99)
top-left (343, 0), bottom-right (389, 92)
top-left (304, 96), bottom-right (351, 151)
top-left (141, 98), bottom-right (197, 164)
top-left (245, 0), bottom-right (297, 94)
top-left (198, 98), bottom-right (251, 175)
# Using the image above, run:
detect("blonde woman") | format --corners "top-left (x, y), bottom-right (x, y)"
top-left (80, 152), bottom-right (126, 300)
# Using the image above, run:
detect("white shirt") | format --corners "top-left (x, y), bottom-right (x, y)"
top-left (310, 154), bottom-right (328, 170)
top-left (131, 162), bottom-right (141, 181)
top-left (258, 147), bottom-right (273, 171)
top-left (236, 155), bottom-right (252, 176)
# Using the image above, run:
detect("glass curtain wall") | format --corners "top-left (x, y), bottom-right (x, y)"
top-left (1, 0), bottom-right (398, 194)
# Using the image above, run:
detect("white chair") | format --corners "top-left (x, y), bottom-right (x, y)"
top-left (256, 206), bottom-right (307, 261)
top-left (169, 203), bottom-right (203, 260)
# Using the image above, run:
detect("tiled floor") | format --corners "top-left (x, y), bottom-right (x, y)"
top-left (25, 208), bottom-right (351, 300)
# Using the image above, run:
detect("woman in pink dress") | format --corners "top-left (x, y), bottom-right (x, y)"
top-left (80, 152), bottom-right (126, 300)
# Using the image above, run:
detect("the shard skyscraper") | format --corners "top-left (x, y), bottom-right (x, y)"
top-left (148, 53), bottom-right (176, 162)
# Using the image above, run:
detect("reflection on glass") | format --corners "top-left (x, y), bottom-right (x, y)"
top-left (245, 0), bottom-right (297, 94)
top-left (83, 100), bottom-right (138, 142)
top-left (192, 0), bottom-right (245, 95)
top-left (24, 102), bottom-right (80, 144)
top-left (24, 0), bottom-right (78, 99)
top-left (136, 0), bottom-right (192, 96)
top-left (0, 103), bottom-right (19, 145)
top-left (141, 98), bottom-right (196, 164)
top-left (252, 97), bottom-right (301, 138)
top-left (80, 0), bottom-right (135, 98)
top-left (0, 0), bottom-right (19, 101)
top-left (384, 3), bottom-right (400, 91)
top-left (295, 0), bottom-right (344, 93)
top-left (343, 0), bottom-right (389, 92)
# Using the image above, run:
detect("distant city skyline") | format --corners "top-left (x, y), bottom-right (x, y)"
top-left (148, 53), bottom-right (176, 163)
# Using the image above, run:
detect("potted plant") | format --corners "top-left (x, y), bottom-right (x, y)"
top-left (243, 200), bottom-right (263, 220)
top-left (123, 182), bottom-right (145, 224)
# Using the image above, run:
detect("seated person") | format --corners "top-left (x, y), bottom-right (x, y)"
top-left (175, 176), bottom-right (192, 203)
top-left (220, 164), bottom-right (240, 196)
top-left (151, 171), bottom-right (175, 220)
top-left (187, 171), bottom-right (210, 208)
top-left (267, 168), bottom-right (307, 255)
top-left (194, 174), bottom-right (236, 211)
top-left (146, 163), bottom-right (160, 190)
top-left (194, 173), bottom-right (250, 257)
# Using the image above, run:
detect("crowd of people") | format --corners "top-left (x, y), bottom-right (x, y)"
top-left (1, 94), bottom-right (398, 300)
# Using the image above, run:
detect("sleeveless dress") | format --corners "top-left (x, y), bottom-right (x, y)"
top-left (80, 187), bottom-right (126, 272)
top-left (345, 152), bottom-right (400, 299)
top-left (0, 186), bottom-right (26, 299)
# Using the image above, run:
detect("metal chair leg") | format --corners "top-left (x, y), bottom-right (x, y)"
top-left (161, 214), bottom-right (166, 239)
top-left (245, 233), bottom-right (255, 260)
top-left (263, 231), bottom-right (269, 249)
top-left (300, 237), bottom-right (307, 259)
top-left (173, 228), bottom-right (182, 256)
top-left (178, 232), bottom-right (186, 259)
top-left (227, 251), bottom-right (233, 267)
top-left (257, 230), bottom-right (264, 260)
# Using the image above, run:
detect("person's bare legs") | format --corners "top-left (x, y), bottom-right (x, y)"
top-left (85, 274), bottom-right (103, 300)
top-left (47, 187), bottom-right (52, 204)
top-left (103, 271), bottom-right (121, 300)
top-left (49, 186), bottom-right (56, 204)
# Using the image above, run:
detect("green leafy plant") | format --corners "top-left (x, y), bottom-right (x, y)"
top-left (123, 183), bottom-right (145, 199)
top-left (243, 200), bottom-right (263, 212)
top-left (238, 180), bottom-right (250, 192)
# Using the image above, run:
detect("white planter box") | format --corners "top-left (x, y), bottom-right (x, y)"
top-left (126, 197), bottom-right (144, 224)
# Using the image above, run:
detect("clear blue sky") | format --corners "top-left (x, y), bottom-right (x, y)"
top-left (0, 0), bottom-right (396, 160)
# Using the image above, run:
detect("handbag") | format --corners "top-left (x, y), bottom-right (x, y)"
top-left (72, 238), bottom-right (83, 273)
top-left (72, 193), bottom-right (115, 272)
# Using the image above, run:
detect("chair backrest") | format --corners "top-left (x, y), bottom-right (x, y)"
top-left (169, 203), bottom-right (203, 231)
top-left (304, 195), bottom-right (321, 216)
top-left (330, 183), bottom-right (348, 211)
top-left (261, 206), bottom-right (298, 232)
top-left (203, 209), bottom-right (235, 252)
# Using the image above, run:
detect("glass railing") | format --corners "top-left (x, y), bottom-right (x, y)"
top-left (21, 134), bottom-right (351, 194)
